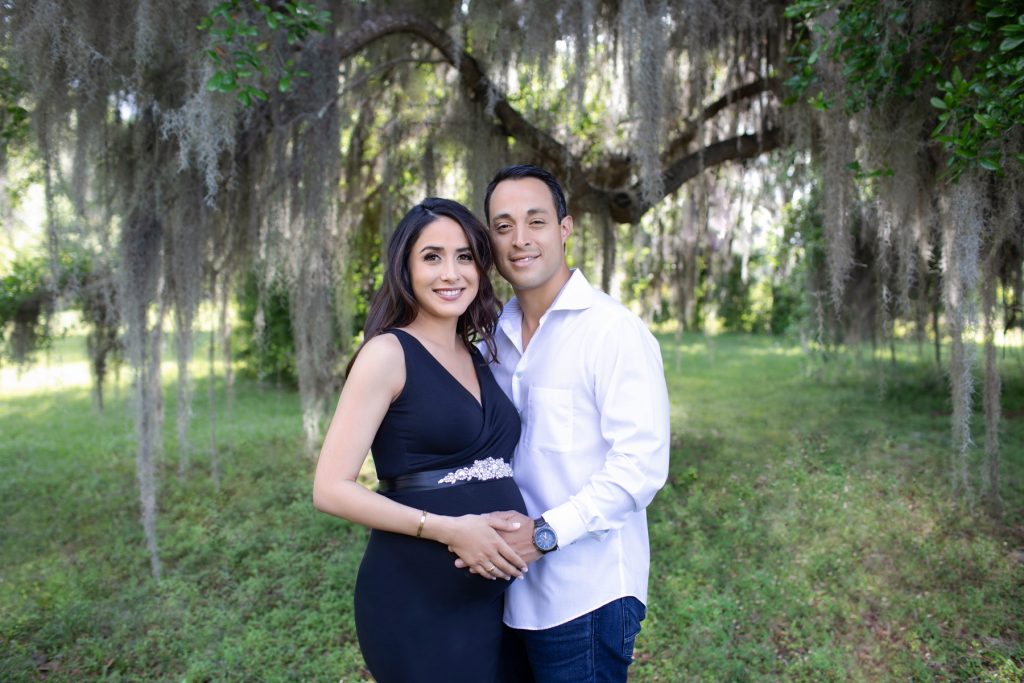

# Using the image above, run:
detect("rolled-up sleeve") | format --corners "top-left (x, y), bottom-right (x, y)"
top-left (543, 315), bottom-right (670, 547)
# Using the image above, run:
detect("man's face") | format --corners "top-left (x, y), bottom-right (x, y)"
top-left (486, 177), bottom-right (573, 294)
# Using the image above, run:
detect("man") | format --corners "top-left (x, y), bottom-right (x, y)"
top-left (480, 164), bottom-right (670, 682)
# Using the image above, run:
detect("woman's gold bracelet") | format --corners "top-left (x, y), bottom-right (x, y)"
top-left (416, 510), bottom-right (427, 538)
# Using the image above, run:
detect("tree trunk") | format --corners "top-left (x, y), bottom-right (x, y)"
top-left (133, 296), bottom-right (166, 580)
top-left (600, 212), bottom-right (616, 294)
top-left (982, 275), bottom-right (1001, 515)
top-left (208, 270), bottom-right (221, 492)
top-left (219, 273), bottom-right (234, 424)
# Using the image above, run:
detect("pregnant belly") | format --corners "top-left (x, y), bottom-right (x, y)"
top-left (357, 478), bottom-right (528, 604)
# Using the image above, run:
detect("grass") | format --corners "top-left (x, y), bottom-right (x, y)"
top-left (1, 332), bottom-right (1022, 682)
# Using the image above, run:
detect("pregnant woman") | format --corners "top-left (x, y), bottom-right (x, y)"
top-left (313, 198), bottom-right (528, 682)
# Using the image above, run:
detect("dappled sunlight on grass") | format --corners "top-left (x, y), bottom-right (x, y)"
top-left (0, 330), bottom-right (235, 399)
top-left (1, 360), bottom-right (95, 395)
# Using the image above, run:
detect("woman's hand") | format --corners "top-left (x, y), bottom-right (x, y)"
top-left (455, 510), bottom-right (541, 575)
top-left (430, 514), bottom-right (527, 580)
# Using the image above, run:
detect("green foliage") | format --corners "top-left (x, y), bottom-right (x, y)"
top-left (691, 253), bottom-right (711, 330)
top-left (769, 187), bottom-right (830, 340)
top-left (344, 205), bottom-right (385, 339)
top-left (0, 63), bottom-right (29, 153)
top-left (0, 247), bottom-right (119, 406)
top-left (0, 254), bottom-right (46, 323)
top-left (1, 333), bottom-right (1021, 681)
top-left (0, 253), bottom-right (51, 364)
top-left (0, 57), bottom-right (34, 209)
top-left (716, 254), bottom-right (797, 335)
top-left (784, 0), bottom-right (942, 112)
top-left (932, 0), bottom-right (1024, 178)
top-left (717, 255), bottom-right (756, 332)
top-left (234, 271), bottom-right (297, 387)
top-left (783, 0), bottom-right (1024, 178)
top-left (768, 280), bottom-right (802, 337)
top-left (198, 0), bottom-right (331, 106)
top-left (0, 250), bottom-right (108, 367)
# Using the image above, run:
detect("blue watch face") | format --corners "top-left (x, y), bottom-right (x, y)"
top-left (534, 527), bottom-right (557, 551)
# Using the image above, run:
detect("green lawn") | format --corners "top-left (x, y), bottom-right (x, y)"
top-left (1, 333), bottom-right (1022, 681)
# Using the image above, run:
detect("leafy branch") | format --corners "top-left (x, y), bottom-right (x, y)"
top-left (0, 63), bottom-right (30, 151)
top-left (198, 0), bottom-right (331, 106)
top-left (783, 0), bottom-right (1023, 179)
top-left (931, 0), bottom-right (1024, 178)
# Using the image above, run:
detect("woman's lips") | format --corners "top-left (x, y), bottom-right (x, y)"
top-left (434, 287), bottom-right (465, 300)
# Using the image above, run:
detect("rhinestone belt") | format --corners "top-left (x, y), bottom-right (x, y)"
top-left (377, 457), bottom-right (514, 493)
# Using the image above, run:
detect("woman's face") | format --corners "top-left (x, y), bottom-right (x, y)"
top-left (408, 216), bottom-right (480, 323)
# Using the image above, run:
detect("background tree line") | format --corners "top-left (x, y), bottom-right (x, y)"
top-left (0, 0), bottom-right (1021, 576)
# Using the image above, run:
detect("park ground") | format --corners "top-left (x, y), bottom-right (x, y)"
top-left (1, 331), bottom-right (1022, 682)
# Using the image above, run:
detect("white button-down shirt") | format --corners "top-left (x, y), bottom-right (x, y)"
top-left (489, 270), bottom-right (671, 630)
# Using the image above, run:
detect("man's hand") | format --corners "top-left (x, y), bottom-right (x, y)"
top-left (453, 510), bottom-right (543, 572)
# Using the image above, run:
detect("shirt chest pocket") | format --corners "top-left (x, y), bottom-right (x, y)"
top-left (526, 387), bottom-right (573, 453)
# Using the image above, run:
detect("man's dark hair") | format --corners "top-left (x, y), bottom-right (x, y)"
top-left (483, 164), bottom-right (568, 224)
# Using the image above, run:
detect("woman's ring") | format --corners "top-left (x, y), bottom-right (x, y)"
top-left (485, 564), bottom-right (496, 571)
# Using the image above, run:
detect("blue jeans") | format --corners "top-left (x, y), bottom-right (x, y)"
top-left (503, 597), bottom-right (647, 683)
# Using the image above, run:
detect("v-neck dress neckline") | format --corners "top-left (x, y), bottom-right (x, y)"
top-left (390, 328), bottom-right (484, 410)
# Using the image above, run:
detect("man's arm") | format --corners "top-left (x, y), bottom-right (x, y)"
top-left (487, 315), bottom-right (669, 557)
top-left (458, 314), bottom-right (670, 572)
top-left (542, 314), bottom-right (670, 548)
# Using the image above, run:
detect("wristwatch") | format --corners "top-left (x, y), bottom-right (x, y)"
top-left (532, 516), bottom-right (558, 553)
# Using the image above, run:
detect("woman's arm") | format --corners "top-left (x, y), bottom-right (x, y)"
top-left (312, 333), bottom-right (526, 579)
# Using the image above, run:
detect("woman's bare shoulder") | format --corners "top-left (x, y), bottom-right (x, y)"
top-left (359, 331), bottom-right (403, 358)
top-left (348, 333), bottom-right (406, 392)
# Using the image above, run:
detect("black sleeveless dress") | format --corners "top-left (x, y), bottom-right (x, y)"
top-left (354, 329), bottom-right (527, 683)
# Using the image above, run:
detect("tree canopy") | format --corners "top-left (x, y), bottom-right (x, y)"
top-left (1, 0), bottom-right (1020, 575)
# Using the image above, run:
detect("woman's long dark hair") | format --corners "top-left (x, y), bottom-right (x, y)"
top-left (346, 198), bottom-right (502, 375)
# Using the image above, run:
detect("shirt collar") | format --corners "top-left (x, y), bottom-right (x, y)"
top-left (548, 269), bottom-right (596, 312)
top-left (500, 269), bottom-right (595, 325)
